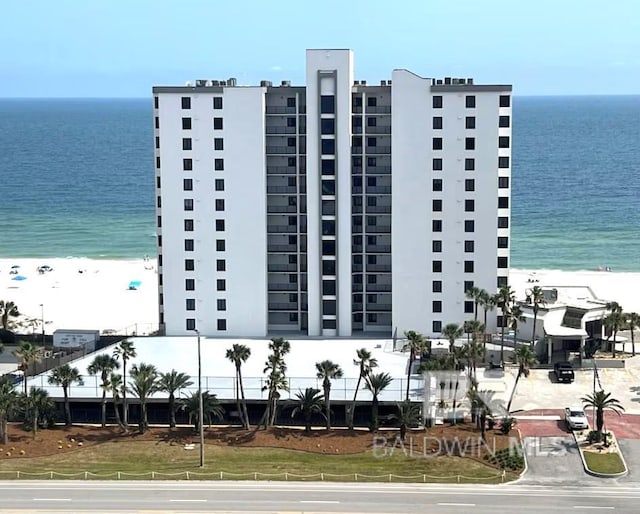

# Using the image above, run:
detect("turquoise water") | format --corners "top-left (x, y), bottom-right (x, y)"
top-left (0, 96), bottom-right (639, 269)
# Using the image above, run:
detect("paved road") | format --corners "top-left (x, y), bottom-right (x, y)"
top-left (0, 481), bottom-right (640, 513)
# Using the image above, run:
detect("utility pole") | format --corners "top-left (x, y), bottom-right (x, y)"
top-left (40, 304), bottom-right (45, 345)
top-left (195, 329), bottom-right (204, 467)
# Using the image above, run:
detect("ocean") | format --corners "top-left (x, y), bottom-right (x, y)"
top-left (0, 96), bottom-right (638, 270)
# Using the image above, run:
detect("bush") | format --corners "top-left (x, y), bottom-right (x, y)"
top-left (484, 447), bottom-right (524, 470)
top-left (587, 430), bottom-right (603, 444)
top-left (500, 417), bottom-right (516, 435)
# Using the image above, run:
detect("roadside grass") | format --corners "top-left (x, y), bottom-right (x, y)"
top-left (583, 451), bottom-right (626, 475)
top-left (0, 442), bottom-right (516, 483)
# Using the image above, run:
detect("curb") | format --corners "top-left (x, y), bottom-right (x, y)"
top-left (505, 428), bottom-right (528, 485)
top-left (573, 430), bottom-right (628, 478)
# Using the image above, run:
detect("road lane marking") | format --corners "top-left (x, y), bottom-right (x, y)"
top-left (169, 499), bottom-right (207, 502)
top-left (438, 503), bottom-right (476, 507)
top-left (300, 500), bottom-right (340, 504)
top-left (573, 507), bottom-right (615, 510)
top-left (32, 498), bottom-right (72, 501)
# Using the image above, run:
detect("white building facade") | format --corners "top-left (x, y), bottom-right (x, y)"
top-left (153, 49), bottom-right (512, 338)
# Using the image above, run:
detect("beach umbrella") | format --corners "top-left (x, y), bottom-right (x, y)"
top-left (12, 275), bottom-right (27, 281)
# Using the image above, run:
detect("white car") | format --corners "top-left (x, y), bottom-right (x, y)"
top-left (565, 406), bottom-right (589, 430)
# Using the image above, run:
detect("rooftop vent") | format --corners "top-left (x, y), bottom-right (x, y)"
top-left (195, 79), bottom-right (207, 87)
top-left (361, 80), bottom-right (367, 86)
top-left (220, 80), bottom-right (227, 86)
top-left (228, 77), bottom-right (237, 86)
top-left (444, 77), bottom-right (452, 85)
top-left (467, 78), bottom-right (474, 84)
top-left (281, 80), bottom-right (291, 87)
top-left (436, 79), bottom-right (443, 85)
top-left (260, 80), bottom-right (272, 87)
top-left (212, 80), bottom-right (220, 86)
top-left (354, 80), bottom-right (360, 85)
top-left (380, 80), bottom-right (386, 86)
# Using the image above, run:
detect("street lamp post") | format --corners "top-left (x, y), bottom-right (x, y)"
top-left (39, 304), bottom-right (44, 345)
top-left (195, 329), bottom-right (204, 468)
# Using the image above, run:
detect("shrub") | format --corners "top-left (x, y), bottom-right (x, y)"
top-left (485, 447), bottom-right (524, 470)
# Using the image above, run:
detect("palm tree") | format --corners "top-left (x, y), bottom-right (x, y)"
top-left (442, 323), bottom-right (463, 353)
top-left (315, 360), bottom-right (344, 429)
top-left (113, 339), bottom-right (137, 426)
top-left (348, 348), bottom-right (377, 430)
top-left (364, 371), bottom-right (393, 432)
top-left (88, 354), bottom-right (120, 427)
top-left (128, 363), bottom-right (159, 433)
top-left (0, 300), bottom-right (20, 330)
top-left (180, 391), bottom-right (224, 432)
top-left (225, 344), bottom-right (251, 429)
top-left (47, 364), bottom-right (83, 426)
top-left (473, 389), bottom-right (505, 442)
top-left (261, 337), bottom-right (290, 428)
top-left (462, 334), bottom-right (485, 383)
top-left (528, 286), bottom-right (546, 348)
top-left (627, 312), bottom-right (640, 357)
top-left (13, 341), bottom-right (43, 394)
top-left (479, 290), bottom-right (495, 335)
top-left (158, 370), bottom-right (193, 428)
top-left (510, 304), bottom-right (525, 350)
top-left (392, 400), bottom-right (422, 441)
top-left (291, 388), bottom-right (324, 433)
top-left (506, 346), bottom-right (538, 412)
top-left (465, 286), bottom-right (484, 321)
top-left (106, 372), bottom-right (124, 429)
top-left (0, 376), bottom-right (19, 444)
top-left (581, 390), bottom-right (624, 435)
top-left (604, 310), bottom-right (625, 358)
top-left (21, 387), bottom-right (53, 437)
top-left (496, 285), bottom-right (515, 363)
top-left (403, 330), bottom-right (428, 401)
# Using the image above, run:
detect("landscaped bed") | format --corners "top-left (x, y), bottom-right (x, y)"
top-left (0, 423), bottom-right (522, 483)
top-left (583, 451), bottom-right (626, 475)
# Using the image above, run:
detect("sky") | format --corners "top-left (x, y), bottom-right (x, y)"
top-left (1, 0), bottom-right (639, 97)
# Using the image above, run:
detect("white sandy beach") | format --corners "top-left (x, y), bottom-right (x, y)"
top-left (1, 259), bottom-right (639, 337)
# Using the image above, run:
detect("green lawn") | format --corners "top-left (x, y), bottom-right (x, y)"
top-left (0, 442), bottom-right (516, 483)
top-left (583, 451), bottom-right (627, 475)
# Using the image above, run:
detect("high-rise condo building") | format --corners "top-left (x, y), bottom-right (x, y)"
top-left (152, 49), bottom-right (512, 338)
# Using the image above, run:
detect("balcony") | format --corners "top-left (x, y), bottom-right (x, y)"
top-left (266, 146), bottom-right (296, 155)
top-left (352, 126), bottom-right (362, 134)
top-left (365, 105), bottom-right (391, 114)
top-left (366, 146), bottom-right (391, 155)
top-left (267, 166), bottom-right (297, 175)
top-left (351, 146), bottom-right (363, 154)
top-left (367, 284), bottom-right (392, 292)
top-left (352, 264), bottom-right (363, 272)
top-left (267, 186), bottom-right (298, 194)
top-left (366, 264), bottom-right (392, 272)
top-left (268, 283), bottom-right (298, 291)
top-left (352, 166), bottom-right (362, 175)
top-left (269, 302), bottom-right (299, 311)
top-left (266, 106), bottom-right (296, 114)
top-left (365, 126), bottom-right (391, 134)
top-left (267, 205), bottom-right (297, 213)
top-left (268, 263), bottom-right (298, 272)
top-left (268, 224), bottom-right (297, 233)
top-left (366, 244), bottom-right (391, 252)
top-left (366, 225), bottom-right (391, 234)
top-left (266, 126), bottom-right (297, 134)
top-left (267, 244), bottom-right (298, 252)
top-left (366, 165), bottom-right (391, 174)
top-left (366, 186), bottom-right (391, 194)
top-left (365, 205), bottom-right (391, 214)
top-left (367, 303), bottom-right (392, 311)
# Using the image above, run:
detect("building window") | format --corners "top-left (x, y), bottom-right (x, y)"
top-left (183, 138), bottom-right (192, 151)
top-left (213, 117), bottom-right (223, 130)
top-left (217, 279), bottom-right (226, 291)
top-left (155, 136), bottom-right (160, 149)
top-left (217, 259), bottom-right (226, 271)
top-left (184, 219), bottom-right (194, 231)
top-left (185, 259), bottom-right (194, 271)
top-left (157, 196), bottom-right (161, 208)
top-left (432, 199), bottom-right (442, 212)
top-left (323, 280), bottom-right (336, 295)
top-left (498, 236), bottom-right (509, 248)
top-left (287, 117), bottom-right (296, 128)
top-left (213, 97), bottom-right (223, 109)
top-left (499, 177), bottom-right (510, 188)
top-left (217, 319), bottom-right (227, 331)
top-left (499, 115), bottom-right (510, 128)
top-left (432, 96), bottom-right (443, 109)
top-left (321, 160), bottom-right (335, 176)
top-left (186, 318), bottom-right (196, 330)
top-left (321, 118), bottom-right (335, 134)
top-left (182, 117), bottom-right (191, 130)
top-left (432, 280), bottom-right (442, 293)
top-left (432, 320), bottom-right (442, 333)
top-left (498, 256), bottom-right (509, 268)
top-left (464, 260), bottom-right (474, 273)
top-left (466, 95), bottom-right (476, 108)
top-left (214, 158), bottom-right (224, 171)
top-left (433, 116), bottom-right (443, 129)
top-left (155, 116), bottom-right (159, 129)
top-left (498, 197), bottom-right (509, 208)
top-left (499, 95), bottom-right (511, 108)
top-left (499, 156), bottom-right (510, 168)
top-left (322, 180), bottom-right (335, 195)
top-left (183, 158), bottom-right (193, 171)
top-left (432, 138), bottom-right (443, 150)
top-left (367, 96), bottom-right (377, 107)
top-left (432, 179), bottom-right (442, 192)
top-left (499, 136), bottom-right (510, 148)
top-left (367, 116), bottom-right (377, 127)
top-left (322, 220), bottom-right (336, 236)
top-left (156, 157), bottom-right (161, 169)
top-left (214, 138), bottom-right (224, 151)
top-left (433, 301), bottom-right (442, 313)
top-left (321, 139), bottom-right (335, 155)
top-left (154, 97), bottom-right (159, 109)
top-left (466, 116), bottom-right (476, 129)
top-left (216, 239), bottom-right (226, 251)
top-left (215, 199), bottom-right (225, 211)
top-left (464, 301), bottom-right (474, 314)
top-left (432, 260), bottom-right (442, 273)
top-left (464, 240), bottom-right (475, 252)
top-left (181, 97), bottom-right (191, 109)
top-left (433, 158), bottom-right (443, 171)
top-left (498, 217), bottom-right (509, 228)
top-left (465, 179), bottom-right (475, 192)
top-left (215, 219), bottom-right (225, 231)
top-left (464, 280), bottom-right (474, 293)
top-left (184, 239), bottom-right (194, 251)
top-left (322, 200), bottom-right (335, 215)
top-left (432, 240), bottom-right (442, 253)
top-left (322, 240), bottom-right (336, 255)
top-left (186, 299), bottom-right (195, 311)
top-left (217, 299), bottom-right (226, 311)
top-left (320, 95), bottom-right (335, 114)
top-left (465, 137), bottom-right (475, 150)
top-left (184, 199), bottom-right (194, 211)
top-left (323, 260), bottom-right (336, 276)
top-left (465, 199), bottom-right (475, 212)
top-left (287, 97), bottom-right (296, 108)
top-left (323, 300), bottom-right (337, 316)
top-left (432, 219), bottom-right (442, 232)
top-left (465, 158), bottom-right (475, 171)
top-left (156, 176), bottom-right (161, 188)
top-left (324, 319), bottom-right (338, 329)
top-left (367, 137), bottom-right (376, 147)
top-left (465, 220), bottom-right (475, 232)
top-left (157, 215), bottom-right (162, 228)
top-left (185, 279), bottom-right (195, 291)
top-left (497, 276), bottom-right (508, 288)
top-left (215, 179), bottom-right (224, 191)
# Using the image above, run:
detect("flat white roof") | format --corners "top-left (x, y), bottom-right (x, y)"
top-left (26, 337), bottom-right (424, 403)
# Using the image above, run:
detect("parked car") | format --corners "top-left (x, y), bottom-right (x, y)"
top-left (565, 406), bottom-right (589, 430)
top-left (554, 361), bottom-right (575, 383)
